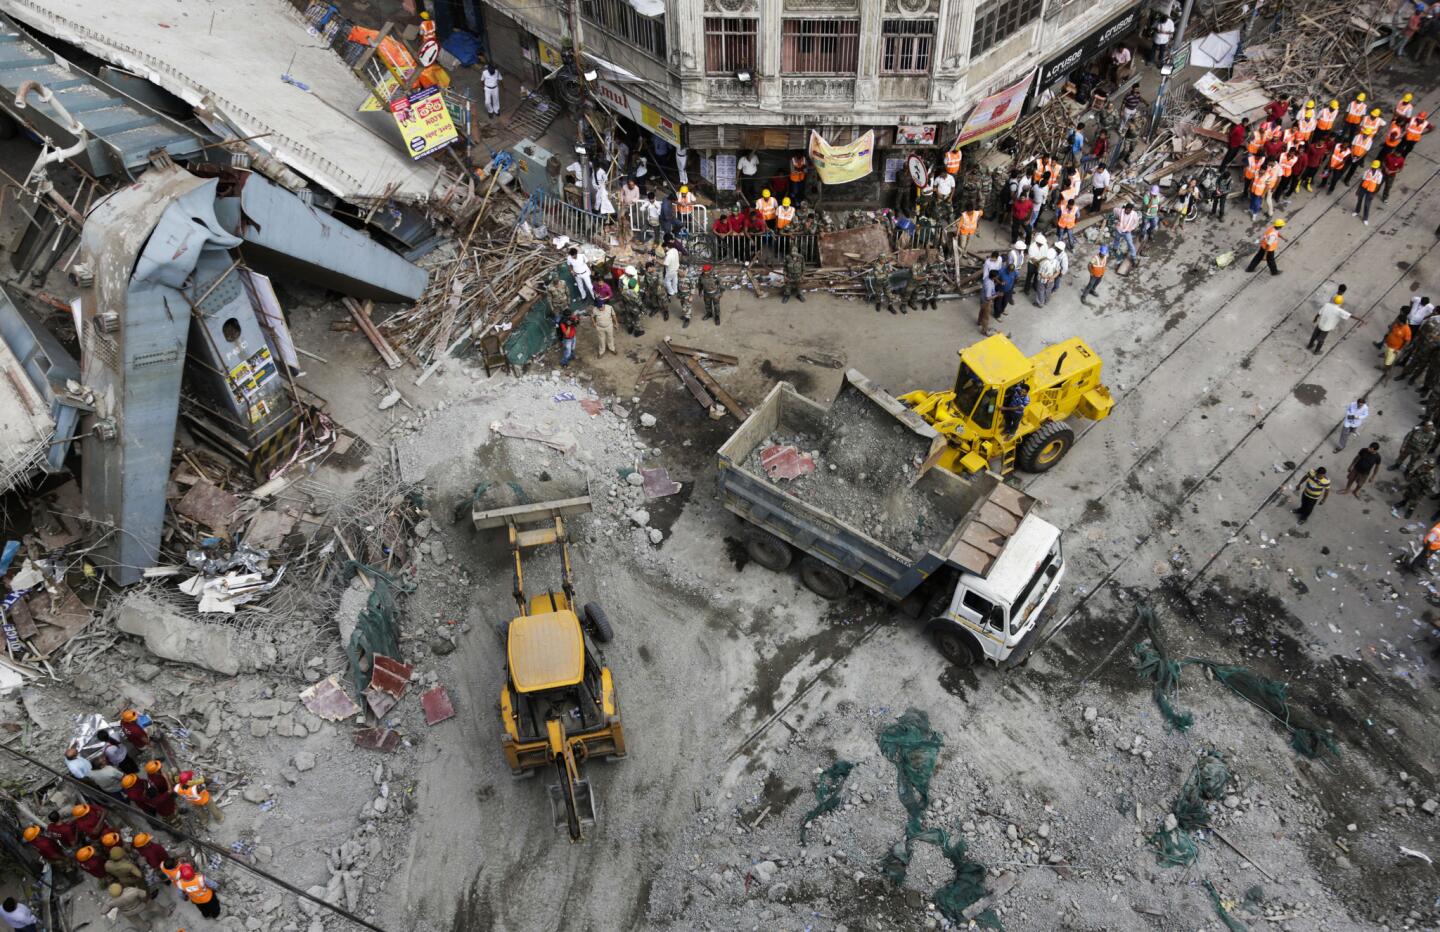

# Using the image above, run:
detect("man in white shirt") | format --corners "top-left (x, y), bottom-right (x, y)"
top-left (737, 151), bottom-right (759, 198)
top-left (1151, 15), bottom-right (1175, 63)
top-left (0, 896), bottom-right (37, 932)
top-left (933, 172), bottom-right (955, 200)
top-left (662, 243), bottom-right (681, 296)
top-left (1308, 293), bottom-right (1352, 353)
top-left (1408, 294), bottom-right (1436, 326)
top-left (1336, 396), bottom-right (1369, 451)
top-left (481, 64), bottom-right (503, 116)
top-left (566, 248), bottom-right (594, 300)
top-left (1090, 166), bottom-right (1111, 211)
top-left (64, 746), bottom-right (91, 781)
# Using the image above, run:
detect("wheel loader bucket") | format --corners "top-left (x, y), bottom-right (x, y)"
top-left (548, 776), bottom-right (597, 837)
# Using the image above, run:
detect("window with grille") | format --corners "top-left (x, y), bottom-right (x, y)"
top-left (581, 0), bottom-right (667, 59)
top-left (882, 20), bottom-right (935, 74)
top-left (705, 17), bottom-right (756, 73)
top-left (781, 19), bottom-right (861, 74)
top-left (971, 0), bottom-right (1043, 57)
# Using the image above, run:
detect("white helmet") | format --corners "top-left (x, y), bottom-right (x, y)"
top-left (1054, 241), bottom-right (1067, 251)
top-left (1045, 248), bottom-right (1057, 260)
top-left (1013, 239), bottom-right (1027, 250)
top-left (624, 266), bottom-right (637, 276)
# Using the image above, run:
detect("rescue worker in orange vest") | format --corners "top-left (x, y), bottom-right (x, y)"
top-left (175, 770), bottom-right (224, 824)
top-left (1277, 147), bottom-right (1300, 200)
top-left (1325, 138), bottom-right (1350, 194)
top-left (1361, 108), bottom-right (1383, 137)
top-left (1317, 100), bottom-right (1340, 136)
top-left (1245, 218), bottom-right (1285, 275)
top-left (1396, 92), bottom-right (1415, 122)
top-left (1409, 521), bottom-right (1440, 571)
top-left (1400, 112), bottom-right (1432, 156)
top-left (788, 155), bottom-right (807, 200)
top-left (956, 208), bottom-right (982, 253)
top-left (774, 197), bottom-right (795, 230)
top-left (71, 803), bottom-right (111, 841)
top-left (1263, 162), bottom-right (1283, 216)
top-left (754, 189), bottom-right (778, 228)
top-left (1245, 151), bottom-right (1266, 181)
top-left (21, 825), bottom-right (67, 865)
top-left (175, 863), bottom-right (221, 919)
top-left (1356, 160), bottom-right (1383, 224)
top-left (1295, 105), bottom-right (1317, 143)
top-left (1078, 244), bottom-right (1107, 304)
top-left (417, 12), bottom-right (440, 70)
top-left (1248, 161), bottom-right (1270, 220)
top-left (1342, 132), bottom-right (1371, 183)
top-left (74, 845), bottom-right (108, 880)
top-left (1054, 200), bottom-right (1078, 249)
top-left (1345, 92), bottom-right (1367, 127)
top-left (1247, 123), bottom-right (1266, 154)
top-left (944, 147), bottom-right (961, 174)
top-left (158, 858), bottom-right (183, 888)
top-left (1384, 120), bottom-right (1405, 150)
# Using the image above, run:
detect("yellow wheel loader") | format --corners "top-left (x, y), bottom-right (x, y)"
top-left (474, 488), bottom-right (626, 842)
top-left (900, 333), bottom-right (1114, 475)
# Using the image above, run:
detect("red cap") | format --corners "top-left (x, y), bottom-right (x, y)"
top-left (179, 864), bottom-right (195, 880)
top-left (177, 770), bottom-right (195, 783)
top-left (702, 264), bottom-right (712, 271)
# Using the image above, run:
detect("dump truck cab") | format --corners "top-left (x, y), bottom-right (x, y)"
top-left (902, 333), bottom-right (1113, 475)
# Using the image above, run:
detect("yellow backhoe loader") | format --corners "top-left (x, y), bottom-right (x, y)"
top-left (475, 488), bottom-right (625, 842)
top-left (900, 333), bottom-right (1114, 475)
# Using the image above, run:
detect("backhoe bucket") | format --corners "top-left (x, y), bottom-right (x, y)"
top-left (547, 775), bottom-right (597, 839)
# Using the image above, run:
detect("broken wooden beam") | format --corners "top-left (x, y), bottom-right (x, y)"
top-left (343, 298), bottom-right (402, 369)
top-left (680, 354), bottom-right (748, 421)
top-left (655, 340), bottom-right (716, 413)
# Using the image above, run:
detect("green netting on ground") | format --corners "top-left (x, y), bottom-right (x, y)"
top-left (1130, 604), bottom-right (1339, 758)
top-left (877, 708), bottom-right (1002, 929)
top-left (339, 562), bottom-right (416, 694)
top-left (504, 301), bottom-right (558, 366)
top-left (800, 761), bottom-right (854, 844)
top-left (1204, 879), bottom-right (1251, 932)
top-left (1149, 752), bottom-right (1231, 867)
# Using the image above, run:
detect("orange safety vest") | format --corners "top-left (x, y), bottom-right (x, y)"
top-left (176, 782), bottom-right (210, 806)
top-left (1259, 228), bottom-right (1280, 251)
top-left (1088, 255), bottom-right (1107, 278)
top-left (789, 158), bottom-right (806, 183)
top-left (1250, 173), bottom-right (1267, 196)
top-left (160, 863), bottom-right (181, 885)
top-left (944, 150), bottom-right (961, 174)
top-left (1329, 146), bottom-right (1349, 170)
top-left (1263, 123), bottom-right (1282, 143)
top-left (1407, 117), bottom-right (1430, 141)
top-left (1296, 114), bottom-right (1316, 139)
top-left (176, 874), bottom-right (214, 904)
top-left (775, 205), bottom-right (794, 228)
top-left (1397, 101), bottom-right (1414, 121)
top-left (1247, 128), bottom-right (1265, 154)
top-left (1350, 133), bottom-right (1371, 157)
top-left (1360, 114), bottom-right (1382, 136)
top-left (1346, 100), bottom-right (1366, 124)
top-left (756, 197), bottom-right (777, 220)
top-left (1278, 152), bottom-right (1298, 176)
top-left (1317, 107), bottom-right (1338, 131)
top-left (1057, 204), bottom-right (1078, 229)
top-left (1362, 168), bottom-right (1383, 192)
top-left (676, 192), bottom-right (695, 214)
top-left (1385, 123), bottom-right (1404, 148)
top-left (957, 210), bottom-right (981, 235)
top-left (1263, 166), bottom-right (1281, 192)
top-left (1426, 524), bottom-right (1440, 551)
top-left (1281, 127), bottom-right (1298, 149)
top-left (1245, 154), bottom-right (1265, 179)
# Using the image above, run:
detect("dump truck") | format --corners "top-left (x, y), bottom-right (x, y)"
top-left (473, 487), bottom-right (626, 842)
top-left (899, 333), bottom-right (1114, 475)
top-left (717, 370), bottom-right (1070, 668)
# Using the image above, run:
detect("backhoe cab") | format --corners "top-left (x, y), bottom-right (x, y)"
top-left (900, 334), bottom-right (1113, 475)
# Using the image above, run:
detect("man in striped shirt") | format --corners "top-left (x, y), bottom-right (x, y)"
top-left (1294, 467), bottom-right (1330, 523)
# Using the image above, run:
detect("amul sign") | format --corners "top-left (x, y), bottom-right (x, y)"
top-left (593, 80), bottom-right (682, 146)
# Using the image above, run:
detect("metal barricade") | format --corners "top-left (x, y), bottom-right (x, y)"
top-left (539, 191), bottom-right (609, 243)
top-left (692, 231), bottom-right (822, 267)
top-left (626, 203), bottom-right (710, 239)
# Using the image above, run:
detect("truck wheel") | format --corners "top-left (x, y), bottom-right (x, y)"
top-left (927, 623), bottom-right (978, 667)
top-left (1019, 421), bottom-right (1075, 472)
top-left (798, 556), bottom-right (848, 600)
top-left (745, 530), bottom-right (793, 572)
top-left (583, 602), bottom-right (614, 643)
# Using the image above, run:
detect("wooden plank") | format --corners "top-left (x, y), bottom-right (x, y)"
top-left (665, 343), bottom-right (739, 367)
top-left (681, 354), bottom-right (749, 421)
top-left (344, 298), bottom-right (403, 369)
top-left (656, 341), bottom-right (715, 411)
top-left (633, 350), bottom-right (664, 389)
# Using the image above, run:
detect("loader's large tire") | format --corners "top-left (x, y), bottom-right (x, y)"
top-left (1018, 421), bottom-right (1075, 472)
top-left (583, 602), bottom-right (614, 643)
top-left (745, 530), bottom-right (793, 572)
top-left (798, 556), bottom-right (848, 600)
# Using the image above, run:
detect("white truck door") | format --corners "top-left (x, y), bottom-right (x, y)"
top-left (953, 586), bottom-right (1008, 662)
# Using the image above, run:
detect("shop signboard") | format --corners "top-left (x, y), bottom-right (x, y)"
top-left (896, 123), bottom-right (938, 146)
top-left (954, 75), bottom-right (1033, 147)
top-left (1034, 4), bottom-right (1144, 90)
top-left (808, 130), bottom-right (875, 184)
top-left (593, 80), bottom-right (682, 147)
top-left (389, 86), bottom-right (461, 159)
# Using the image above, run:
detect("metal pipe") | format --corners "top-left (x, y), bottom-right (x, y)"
top-left (13, 80), bottom-right (87, 170)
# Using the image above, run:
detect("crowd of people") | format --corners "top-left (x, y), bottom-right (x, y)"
top-left (12, 709), bottom-right (227, 926)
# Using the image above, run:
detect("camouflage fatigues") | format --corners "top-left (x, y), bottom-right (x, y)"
top-left (781, 251), bottom-right (805, 303)
top-left (1397, 423), bottom-right (1438, 471)
top-left (699, 268), bottom-right (722, 323)
top-left (676, 266), bottom-right (698, 321)
top-left (867, 259), bottom-right (897, 314)
top-left (642, 267), bottom-right (668, 319)
top-left (1395, 458), bottom-right (1438, 517)
top-left (616, 277), bottom-right (645, 335)
top-left (546, 276), bottom-right (572, 316)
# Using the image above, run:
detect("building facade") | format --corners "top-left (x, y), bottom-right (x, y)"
top-left (481, 0), bottom-right (1142, 150)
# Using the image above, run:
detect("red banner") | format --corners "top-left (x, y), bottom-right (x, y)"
top-left (954, 73), bottom-right (1035, 147)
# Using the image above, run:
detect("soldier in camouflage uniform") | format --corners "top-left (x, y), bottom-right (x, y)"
top-left (899, 262), bottom-right (924, 312)
top-left (1392, 457), bottom-right (1438, 518)
top-left (546, 271), bottom-right (572, 318)
top-left (867, 258), bottom-right (897, 314)
top-left (676, 263), bottom-right (698, 327)
top-left (1403, 315), bottom-right (1440, 382)
top-left (642, 262), bottom-right (670, 321)
top-left (699, 264), bottom-right (722, 325)
top-left (781, 249), bottom-right (806, 304)
top-left (616, 266), bottom-right (646, 337)
top-left (915, 260), bottom-right (942, 310)
top-left (1395, 420), bottom-right (1438, 471)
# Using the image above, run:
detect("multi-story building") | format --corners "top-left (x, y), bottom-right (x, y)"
top-left (478, 0), bottom-right (1143, 189)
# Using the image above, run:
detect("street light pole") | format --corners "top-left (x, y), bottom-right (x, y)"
top-left (566, 0), bottom-right (593, 212)
top-left (1148, 0), bottom-right (1196, 141)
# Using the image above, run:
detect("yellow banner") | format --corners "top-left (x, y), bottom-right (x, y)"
top-left (359, 72), bottom-right (402, 112)
top-left (390, 87), bottom-right (460, 160)
top-left (808, 130), bottom-right (875, 185)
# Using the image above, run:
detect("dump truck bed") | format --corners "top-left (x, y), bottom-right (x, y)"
top-left (717, 370), bottom-right (1036, 603)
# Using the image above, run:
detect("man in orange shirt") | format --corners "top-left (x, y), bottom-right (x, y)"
top-left (1382, 312), bottom-right (1413, 381)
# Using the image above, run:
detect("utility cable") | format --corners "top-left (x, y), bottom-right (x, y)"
top-left (0, 742), bottom-right (391, 932)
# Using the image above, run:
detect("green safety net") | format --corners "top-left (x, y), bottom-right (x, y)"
top-left (1131, 604), bottom-right (1338, 758)
top-left (800, 761), bottom-right (854, 844)
top-left (504, 267), bottom-right (577, 366)
top-left (876, 708), bottom-right (1002, 930)
top-left (1149, 752), bottom-right (1230, 867)
top-left (1203, 879), bottom-right (1251, 932)
top-left (340, 561), bottom-right (416, 695)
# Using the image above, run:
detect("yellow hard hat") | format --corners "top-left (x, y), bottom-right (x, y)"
top-left (22, 825), bottom-right (39, 841)
top-left (679, 185), bottom-right (688, 194)
top-left (71, 804), bottom-right (88, 819)
top-left (1357, 93), bottom-right (1366, 101)
top-left (782, 197), bottom-right (791, 206)
top-left (420, 11), bottom-right (431, 19)
top-left (1333, 294), bottom-right (1345, 305)
top-left (1273, 219), bottom-right (1286, 227)
top-left (1330, 99), bottom-right (1339, 108)
top-left (1372, 159), bottom-right (1381, 168)
top-left (1371, 109), bottom-right (1381, 117)
top-left (100, 832), bottom-right (120, 849)
top-left (76, 846), bottom-right (95, 861)
top-left (761, 189), bottom-right (771, 198)
top-left (1306, 99), bottom-right (1315, 108)
top-left (1404, 92), bottom-right (1414, 102)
